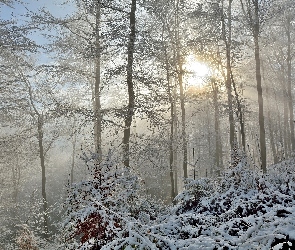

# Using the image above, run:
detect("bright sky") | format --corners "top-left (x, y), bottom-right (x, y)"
top-left (0, 0), bottom-right (76, 63)
top-left (0, 0), bottom-right (76, 19)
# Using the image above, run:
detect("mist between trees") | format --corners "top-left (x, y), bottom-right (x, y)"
top-left (0, 0), bottom-right (295, 249)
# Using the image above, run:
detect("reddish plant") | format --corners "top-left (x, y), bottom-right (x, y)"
top-left (72, 211), bottom-right (121, 246)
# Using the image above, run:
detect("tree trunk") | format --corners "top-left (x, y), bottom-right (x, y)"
top-left (164, 45), bottom-right (175, 202)
top-left (253, 0), bottom-right (266, 173)
top-left (286, 16), bottom-right (295, 152)
top-left (222, 0), bottom-right (235, 152)
top-left (231, 72), bottom-right (246, 151)
top-left (174, 0), bottom-right (187, 178)
top-left (212, 79), bottom-right (223, 175)
top-left (273, 75), bottom-right (283, 159)
top-left (169, 101), bottom-right (175, 201)
top-left (267, 105), bottom-right (278, 164)
top-left (262, 60), bottom-right (278, 164)
top-left (37, 115), bottom-right (49, 238)
top-left (280, 64), bottom-right (290, 158)
top-left (283, 82), bottom-right (290, 158)
top-left (94, 1), bottom-right (102, 161)
top-left (275, 96), bottom-right (284, 160)
top-left (173, 98), bottom-right (178, 196)
top-left (70, 119), bottom-right (77, 185)
top-left (123, 0), bottom-right (136, 168)
top-left (206, 100), bottom-right (213, 176)
top-left (179, 69), bottom-right (187, 178)
top-left (26, 79), bottom-right (49, 237)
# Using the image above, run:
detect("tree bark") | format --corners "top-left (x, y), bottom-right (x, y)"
top-left (123, 0), bottom-right (136, 168)
top-left (94, 0), bottom-right (102, 161)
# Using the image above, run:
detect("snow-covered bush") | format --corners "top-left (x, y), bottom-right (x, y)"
top-left (63, 152), bottom-right (295, 249)
top-left (153, 158), bottom-right (295, 249)
top-left (62, 150), bottom-right (146, 249)
top-left (174, 177), bottom-right (215, 215)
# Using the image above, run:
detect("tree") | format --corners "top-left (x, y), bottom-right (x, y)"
top-left (240, 0), bottom-right (268, 172)
top-left (123, 0), bottom-right (137, 168)
top-left (285, 9), bottom-right (295, 152)
top-left (23, 70), bottom-right (62, 238)
top-left (174, 0), bottom-right (188, 178)
top-left (94, 0), bottom-right (103, 161)
top-left (221, 0), bottom-right (236, 153)
top-left (211, 78), bottom-right (224, 174)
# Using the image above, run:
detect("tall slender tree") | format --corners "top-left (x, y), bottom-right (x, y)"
top-left (240, 0), bottom-right (267, 172)
top-left (123, 0), bottom-right (137, 168)
top-left (211, 78), bottom-right (223, 174)
top-left (285, 14), bottom-right (295, 152)
top-left (221, 0), bottom-right (235, 153)
top-left (94, 0), bottom-right (103, 161)
top-left (175, 0), bottom-right (188, 178)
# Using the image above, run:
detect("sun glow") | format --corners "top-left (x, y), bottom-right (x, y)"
top-left (184, 55), bottom-right (210, 88)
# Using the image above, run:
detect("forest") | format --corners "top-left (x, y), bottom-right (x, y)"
top-left (1, 0), bottom-right (295, 249)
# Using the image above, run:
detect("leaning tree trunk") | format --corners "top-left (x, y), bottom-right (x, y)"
top-left (123, 0), bottom-right (136, 168)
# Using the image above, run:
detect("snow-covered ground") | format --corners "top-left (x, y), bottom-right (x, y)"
top-left (61, 157), bottom-right (295, 250)
top-left (10, 157), bottom-right (295, 250)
